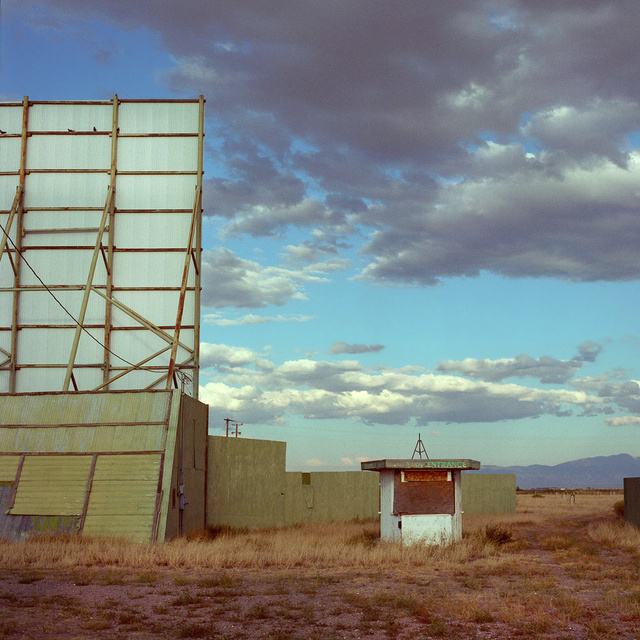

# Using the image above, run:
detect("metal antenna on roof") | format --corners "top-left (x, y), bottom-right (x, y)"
top-left (412, 433), bottom-right (429, 459)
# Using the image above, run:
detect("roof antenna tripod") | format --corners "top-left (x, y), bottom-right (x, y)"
top-left (412, 433), bottom-right (429, 459)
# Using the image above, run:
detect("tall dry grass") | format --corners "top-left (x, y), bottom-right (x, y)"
top-left (0, 519), bottom-right (508, 572)
top-left (0, 491), bottom-right (623, 574)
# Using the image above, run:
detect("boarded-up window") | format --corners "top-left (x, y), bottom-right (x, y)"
top-left (402, 470), bottom-right (450, 482)
top-left (82, 454), bottom-right (161, 543)
top-left (393, 470), bottom-right (454, 515)
top-left (11, 456), bottom-right (92, 515)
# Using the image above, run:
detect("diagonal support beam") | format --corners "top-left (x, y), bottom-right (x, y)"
top-left (89, 287), bottom-right (192, 352)
top-left (63, 187), bottom-right (114, 391)
top-left (0, 186), bottom-right (23, 264)
top-left (92, 345), bottom-right (173, 391)
top-left (166, 186), bottom-right (201, 388)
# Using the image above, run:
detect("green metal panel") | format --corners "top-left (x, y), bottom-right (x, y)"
top-left (461, 473), bottom-right (516, 514)
top-left (0, 390), bottom-right (172, 426)
top-left (0, 424), bottom-right (166, 453)
top-left (0, 455), bottom-right (20, 481)
top-left (284, 471), bottom-right (379, 525)
top-left (206, 436), bottom-right (286, 530)
top-left (83, 453), bottom-right (161, 542)
top-left (11, 455), bottom-right (92, 515)
top-left (0, 389), bottom-right (194, 543)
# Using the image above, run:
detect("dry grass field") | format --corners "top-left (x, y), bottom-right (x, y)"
top-left (1, 492), bottom-right (639, 639)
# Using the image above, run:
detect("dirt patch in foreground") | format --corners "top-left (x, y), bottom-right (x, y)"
top-left (1, 502), bottom-right (639, 639)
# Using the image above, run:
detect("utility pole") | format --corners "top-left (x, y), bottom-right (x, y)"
top-left (224, 418), bottom-right (242, 437)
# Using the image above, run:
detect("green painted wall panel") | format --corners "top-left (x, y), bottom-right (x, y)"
top-left (0, 455), bottom-right (20, 481)
top-left (284, 471), bottom-right (379, 525)
top-left (206, 436), bottom-right (286, 530)
top-left (461, 473), bottom-right (516, 514)
top-left (0, 390), bottom-right (172, 426)
top-left (11, 455), bottom-right (92, 515)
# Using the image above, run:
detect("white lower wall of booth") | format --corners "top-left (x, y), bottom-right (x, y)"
top-left (400, 514), bottom-right (454, 545)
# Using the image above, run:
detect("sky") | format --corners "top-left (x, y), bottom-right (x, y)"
top-left (2, 0), bottom-right (640, 470)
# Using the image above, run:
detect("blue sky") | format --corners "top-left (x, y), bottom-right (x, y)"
top-left (3, 1), bottom-right (640, 470)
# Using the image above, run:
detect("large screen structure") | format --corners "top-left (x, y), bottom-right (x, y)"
top-left (0, 97), bottom-right (204, 398)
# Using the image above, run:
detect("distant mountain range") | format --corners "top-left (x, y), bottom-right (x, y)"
top-left (472, 454), bottom-right (640, 489)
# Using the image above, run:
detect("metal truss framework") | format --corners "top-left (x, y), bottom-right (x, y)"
top-left (0, 97), bottom-right (204, 398)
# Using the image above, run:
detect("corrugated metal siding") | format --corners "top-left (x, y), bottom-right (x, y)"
top-left (83, 454), bottom-right (161, 543)
top-left (0, 455), bottom-right (20, 481)
top-left (0, 390), bottom-right (172, 425)
top-left (0, 425), bottom-right (166, 453)
top-left (11, 455), bottom-right (92, 515)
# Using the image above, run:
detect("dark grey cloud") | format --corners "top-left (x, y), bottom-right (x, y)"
top-left (201, 356), bottom-right (605, 426)
top-left (574, 341), bottom-right (603, 363)
top-left (201, 248), bottom-right (306, 308)
top-left (436, 342), bottom-right (603, 384)
top-left (329, 342), bottom-right (385, 355)
top-left (436, 354), bottom-right (582, 384)
top-left (20, 0), bottom-right (640, 284)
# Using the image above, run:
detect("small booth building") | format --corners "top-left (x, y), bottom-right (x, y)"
top-left (361, 458), bottom-right (481, 545)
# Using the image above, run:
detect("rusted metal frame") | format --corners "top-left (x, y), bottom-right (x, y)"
top-left (0, 286), bottom-right (91, 292)
top-left (26, 207), bottom-right (103, 212)
top-left (89, 286), bottom-right (191, 351)
top-left (9, 98), bottom-right (29, 393)
top-left (117, 98), bottom-right (199, 103)
top-left (62, 187), bottom-right (114, 391)
top-left (17, 247), bottom-right (196, 254)
top-left (4, 323), bottom-right (194, 330)
top-left (145, 355), bottom-right (194, 391)
top-left (4, 248), bottom-right (17, 276)
top-left (27, 132), bottom-right (107, 136)
top-left (8, 454), bottom-right (26, 510)
top-left (78, 453), bottom-right (98, 533)
top-left (25, 168), bottom-right (109, 173)
top-left (115, 133), bottom-right (198, 138)
top-left (0, 186), bottom-right (22, 264)
top-left (0, 421), bottom-right (166, 429)
top-left (102, 95), bottom-right (119, 388)
top-left (193, 95), bottom-right (205, 394)
top-left (26, 100), bottom-right (113, 105)
top-left (166, 187), bottom-right (200, 390)
top-left (100, 246), bottom-right (111, 275)
top-left (14, 363), bottom-right (111, 368)
top-left (117, 171), bottom-right (198, 176)
top-left (92, 345), bottom-right (172, 391)
top-left (18, 245), bottom-right (102, 251)
top-left (26, 227), bottom-right (103, 234)
top-left (10, 361), bottom-right (195, 370)
top-left (100, 208), bottom-right (191, 214)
